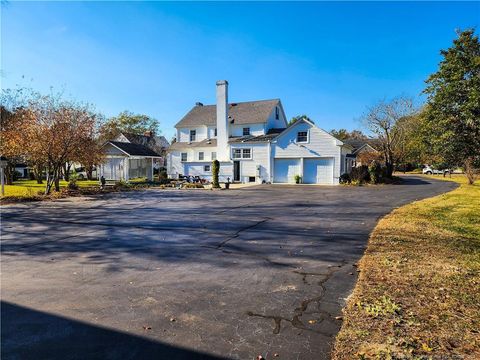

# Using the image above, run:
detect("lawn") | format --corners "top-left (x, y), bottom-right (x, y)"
top-left (333, 174), bottom-right (480, 359)
top-left (1, 179), bottom-right (99, 198)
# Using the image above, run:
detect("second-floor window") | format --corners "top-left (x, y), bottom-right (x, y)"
top-left (211, 152), bottom-right (217, 160)
top-left (243, 127), bottom-right (250, 136)
top-left (181, 153), bottom-right (187, 162)
top-left (275, 107), bottom-right (279, 120)
top-left (297, 131), bottom-right (308, 143)
top-left (214, 128), bottom-right (217, 137)
top-left (198, 152), bottom-right (204, 161)
top-left (190, 129), bottom-right (196, 142)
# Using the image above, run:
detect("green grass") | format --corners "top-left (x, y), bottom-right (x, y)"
top-left (1, 179), bottom-right (99, 198)
top-left (333, 174), bottom-right (480, 359)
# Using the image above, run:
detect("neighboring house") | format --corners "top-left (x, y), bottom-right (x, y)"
top-left (167, 80), bottom-right (353, 185)
top-left (99, 132), bottom-right (169, 181)
top-left (14, 163), bottom-right (30, 178)
top-left (343, 139), bottom-right (382, 167)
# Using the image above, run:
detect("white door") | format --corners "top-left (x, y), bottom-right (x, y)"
top-left (303, 158), bottom-right (334, 184)
top-left (274, 159), bottom-right (301, 183)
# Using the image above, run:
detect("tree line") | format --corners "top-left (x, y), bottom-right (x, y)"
top-left (1, 88), bottom-right (160, 194)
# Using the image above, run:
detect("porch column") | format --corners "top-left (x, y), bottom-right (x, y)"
top-left (124, 158), bottom-right (130, 182)
top-left (148, 158), bottom-right (154, 181)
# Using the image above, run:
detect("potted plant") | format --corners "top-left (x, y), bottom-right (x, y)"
top-left (294, 175), bottom-right (302, 184)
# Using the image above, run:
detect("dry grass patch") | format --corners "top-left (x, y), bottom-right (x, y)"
top-left (333, 175), bottom-right (480, 359)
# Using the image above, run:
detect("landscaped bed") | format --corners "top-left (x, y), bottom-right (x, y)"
top-left (333, 174), bottom-right (479, 359)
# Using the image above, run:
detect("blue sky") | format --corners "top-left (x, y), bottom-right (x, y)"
top-left (1, 1), bottom-right (479, 139)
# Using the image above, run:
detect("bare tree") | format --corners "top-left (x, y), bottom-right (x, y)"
top-left (361, 97), bottom-right (417, 177)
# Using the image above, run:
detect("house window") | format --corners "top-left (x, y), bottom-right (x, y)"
top-left (189, 130), bottom-right (196, 142)
top-left (198, 152), bottom-right (204, 161)
top-left (181, 153), bottom-right (187, 162)
top-left (204, 165), bottom-right (211, 172)
top-left (249, 176), bottom-right (256, 183)
top-left (232, 148), bottom-right (252, 159)
top-left (275, 107), bottom-right (279, 120)
top-left (243, 127), bottom-right (250, 136)
top-left (297, 131), bottom-right (308, 143)
top-left (214, 128), bottom-right (217, 137)
top-left (211, 152), bottom-right (217, 160)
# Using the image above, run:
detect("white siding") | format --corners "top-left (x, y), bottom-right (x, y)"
top-left (177, 127), bottom-right (208, 142)
top-left (272, 121), bottom-right (342, 184)
top-left (230, 143), bottom-right (270, 183)
top-left (230, 123), bottom-right (265, 137)
top-left (265, 103), bottom-right (288, 131)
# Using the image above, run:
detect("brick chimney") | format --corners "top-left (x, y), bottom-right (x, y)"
top-left (216, 80), bottom-right (229, 161)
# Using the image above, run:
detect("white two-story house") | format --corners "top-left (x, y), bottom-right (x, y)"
top-left (167, 80), bottom-right (354, 185)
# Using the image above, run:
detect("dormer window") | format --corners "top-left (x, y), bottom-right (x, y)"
top-left (243, 127), bottom-right (250, 136)
top-left (189, 130), bottom-right (196, 142)
top-left (275, 107), bottom-right (279, 120)
top-left (297, 131), bottom-right (308, 143)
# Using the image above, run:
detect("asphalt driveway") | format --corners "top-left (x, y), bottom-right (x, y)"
top-left (0, 176), bottom-right (457, 360)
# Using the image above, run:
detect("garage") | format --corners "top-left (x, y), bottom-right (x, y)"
top-left (303, 158), bottom-right (334, 184)
top-left (274, 158), bottom-right (301, 183)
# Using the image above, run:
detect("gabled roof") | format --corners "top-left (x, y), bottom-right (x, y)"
top-left (175, 99), bottom-right (281, 128)
top-left (229, 128), bottom-right (286, 144)
top-left (343, 138), bottom-right (381, 153)
top-left (108, 141), bottom-right (161, 157)
top-left (119, 132), bottom-right (170, 149)
top-left (169, 138), bottom-right (217, 150)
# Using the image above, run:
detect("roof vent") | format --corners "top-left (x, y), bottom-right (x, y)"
top-left (195, 102), bottom-right (203, 106)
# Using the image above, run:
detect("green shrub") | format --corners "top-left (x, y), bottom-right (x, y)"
top-left (350, 165), bottom-right (370, 184)
top-left (294, 174), bottom-right (302, 184)
top-left (158, 167), bottom-right (168, 180)
top-left (340, 173), bottom-right (351, 184)
top-left (183, 183), bottom-right (204, 189)
top-left (68, 173), bottom-right (79, 190)
top-left (212, 160), bottom-right (220, 188)
top-left (368, 161), bottom-right (383, 184)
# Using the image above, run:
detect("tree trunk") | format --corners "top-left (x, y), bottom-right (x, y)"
top-left (464, 158), bottom-right (477, 185)
top-left (5, 164), bottom-right (14, 185)
top-left (34, 165), bottom-right (43, 184)
top-left (54, 167), bottom-right (61, 192)
top-left (86, 165), bottom-right (93, 180)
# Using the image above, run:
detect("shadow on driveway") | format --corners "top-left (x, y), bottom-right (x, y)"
top-left (1, 301), bottom-right (225, 360)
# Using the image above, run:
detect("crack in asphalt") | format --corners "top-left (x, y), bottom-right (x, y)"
top-left (215, 218), bottom-right (271, 248)
top-left (246, 262), bottom-right (347, 336)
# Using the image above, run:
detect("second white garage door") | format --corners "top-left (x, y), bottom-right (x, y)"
top-left (274, 159), bottom-right (301, 183)
top-left (303, 158), bottom-right (334, 184)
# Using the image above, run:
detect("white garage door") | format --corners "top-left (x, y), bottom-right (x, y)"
top-left (303, 158), bottom-right (334, 184)
top-left (274, 159), bottom-right (301, 183)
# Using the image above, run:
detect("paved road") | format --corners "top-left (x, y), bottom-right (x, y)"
top-left (1, 176), bottom-right (457, 360)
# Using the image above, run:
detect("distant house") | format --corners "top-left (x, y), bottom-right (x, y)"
top-left (343, 138), bottom-right (382, 167)
top-left (99, 132), bottom-right (169, 181)
top-left (167, 80), bottom-right (354, 184)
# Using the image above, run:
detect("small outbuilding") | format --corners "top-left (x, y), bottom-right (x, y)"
top-left (99, 132), bottom-right (168, 181)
